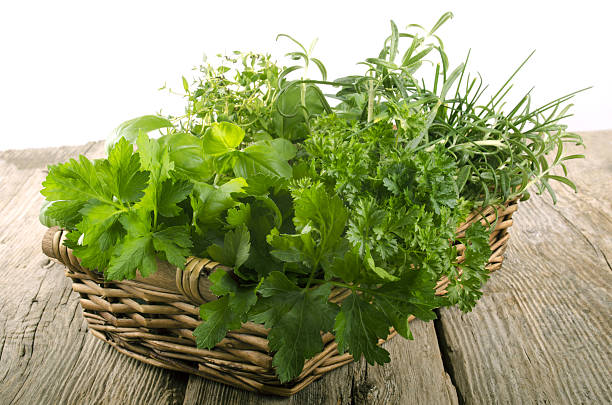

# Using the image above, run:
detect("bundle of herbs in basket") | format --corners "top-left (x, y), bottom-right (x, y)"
top-left (39, 13), bottom-right (584, 394)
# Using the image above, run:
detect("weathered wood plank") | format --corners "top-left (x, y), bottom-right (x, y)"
top-left (182, 320), bottom-right (458, 405)
top-left (436, 131), bottom-right (612, 404)
top-left (0, 143), bottom-right (188, 405)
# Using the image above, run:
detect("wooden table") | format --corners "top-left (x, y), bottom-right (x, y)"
top-left (0, 132), bottom-right (610, 404)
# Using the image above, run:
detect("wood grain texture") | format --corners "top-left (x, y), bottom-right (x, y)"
top-left (182, 320), bottom-right (458, 405)
top-left (437, 131), bottom-right (612, 404)
top-left (0, 143), bottom-right (188, 405)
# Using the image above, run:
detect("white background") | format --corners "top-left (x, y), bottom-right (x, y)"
top-left (1, 0), bottom-right (610, 151)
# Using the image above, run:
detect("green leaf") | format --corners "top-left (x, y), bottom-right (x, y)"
top-left (79, 201), bottom-right (123, 232)
top-left (119, 207), bottom-right (151, 235)
top-left (365, 57), bottom-right (398, 70)
top-left (292, 185), bottom-right (347, 242)
top-left (233, 139), bottom-right (296, 179)
top-left (346, 197), bottom-right (387, 257)
top-left (106, 210), bottom-right (156, 280)
top-left (193, 296), bottom-right (241, 348)
top-left (208, 269), bottom-right (257, 311)
top-left (388, 20), bottom-right (399, 63)
top-left (375, 270), bottom-right (441, 324)
top-left (208, 268), bottom-right (236, 296)
top-left (310, 58), bottom-right (328, 81)
top-left (160, 132), bottom-right (213, 181)
top-left (107, 234), bottom-right (156, 280)
top-left (106, 115), bottom-right (174, 155)
top-left (447, 222), bottom-right (491, 312)
top-left (152, 226), bottom-right (193, 268)
top-left (219, 177), bottom-right (248, 194)
top-left (202, 122), bottom-right (245, 156)
top-left (135, 134), bottom-right (176, 220)
top-left (226, 203), bottom-right (251, 228)
top-left (99, 137), bottom-right (150, 203)
top-left (191, 182), bottom-right (241, 225)
top-left (365, 251), bottom-right (399, 282)
top-left (429, 11), bottom-right (454, 34)
top-left (40, 200), bottom-right (83, 228)
top-left (207, 225), bottom-right (250, 270)
top-left (457, 166), bottom-right (471, 193)
top-left (440, 63), bottom-right (464, 100)
top-left (560, 154), bottom-right (585, 161)
top-left (267, 228), bottom-right (315, 265)
top-left (266, 185), bottom-right (348, 275)
top-left (374, 296), bottom-right (412, 340)
top-left (540, 177), bottom-right (557, 204)
top-left (39, 200), bottom-right (59, 228)
top-left (274, 82), bottom-right (330, 140)
top-left (249, 272), bottom-right (338, 382)
top-left (136, 133), bottom-right (174, 182)
top-left (64, 226), bottom-right (121, 271)
top-left (547, 175), bottom-right (577, 193)
top-left (42, 155), bottom-right (107, 203)
top-left (194, 269), bottom-right (257, 349)
top-left (327, 249), bottom-right (361, 283)
top-left (157, 180), bottom-right (193, 217)
top-left (41, 139), bottom-right (148, 235)
top-left (334, 292), bottom-right (391, 365)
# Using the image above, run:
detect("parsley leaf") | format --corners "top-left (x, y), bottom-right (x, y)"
top-left (249, 272), bottom-right (338, 382)
top-left (152, 226), bottom-right (193, 268)
top-left (157, 180), bottom-right (193, 218)
top-left (193, 269), bottom-right (256, 349)
top-left (447, 222), bottom-right (491, 311)
top-left (99, 137), bottom-right (150, 203)
top-left (107, 211), bottom-right (193, 280)
top-left (106, 210), bottom-right (156, 280)
top-left (226, 203), bottom-right (251, 228)
top-left (334, 292), bottom-right (391, 365)
top-left (207, 225), bottom-right (251, 272)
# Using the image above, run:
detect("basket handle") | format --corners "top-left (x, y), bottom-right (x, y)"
top-left (42, 226), bottom-right (61, 261)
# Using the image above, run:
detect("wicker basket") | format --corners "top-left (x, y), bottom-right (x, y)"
top-left (40, 199), bottom-right (518, 396)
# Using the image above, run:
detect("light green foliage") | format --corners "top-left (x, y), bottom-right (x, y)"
top-left (267, 185), bottom-right (348, 277)
top-left (233, 138), bottom-right (296, 179)
top-left (105, 115), bottom-right (174, 154)
top-left (202, 122), bottom-right (245, 156)
top-left (41, 13), bottom-right (585, 383)
top-left (161, 132), bottom-right (212, 181)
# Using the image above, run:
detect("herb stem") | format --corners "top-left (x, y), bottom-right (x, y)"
top-left (304, 259), bottom-right (320, 289)
top-left (367, 78), bottom-right (376, 123)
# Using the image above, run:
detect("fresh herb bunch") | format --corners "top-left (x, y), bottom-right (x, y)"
top-left (40, 13), bottom-right (585, 382)
top-left (178, 47), bottom-right (329, 143)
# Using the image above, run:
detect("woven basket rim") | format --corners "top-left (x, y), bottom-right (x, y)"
top-left (40, 198), bottom-right (519, 396)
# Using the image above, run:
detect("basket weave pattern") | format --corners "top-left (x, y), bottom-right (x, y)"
top-left (41, 200), bottom-right (518, 396)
